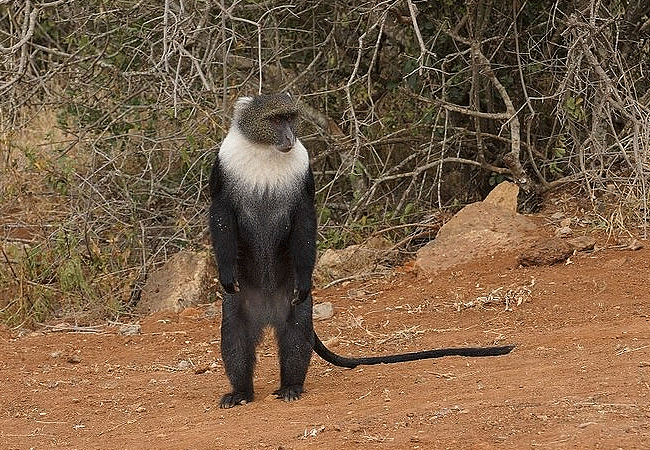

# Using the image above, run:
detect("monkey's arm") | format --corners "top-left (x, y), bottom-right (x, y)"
top-left (209, 158), bottom-right (239, 294)
top-left (290, 168), bottom-right (317, 305)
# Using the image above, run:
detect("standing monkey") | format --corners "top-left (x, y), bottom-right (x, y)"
top-left (209, 93), bottom-right (513, 408)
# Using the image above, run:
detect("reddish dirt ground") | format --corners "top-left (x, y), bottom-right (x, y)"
top-left (1, 240), bottom-right (649, 449)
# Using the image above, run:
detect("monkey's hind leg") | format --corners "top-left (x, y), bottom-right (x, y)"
top-left (219, 293), bottom-right (260, 408)
top-left (274, 298), bottom-right (314, 402)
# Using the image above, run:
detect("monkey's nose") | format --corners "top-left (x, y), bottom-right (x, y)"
top-left (277, 133), bottom-right (295, 152)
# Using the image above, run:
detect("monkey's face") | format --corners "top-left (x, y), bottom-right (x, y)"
top-left (235, 93), bottom-right (300, 153)
top-left (268, 113), bottom-right (297, 153)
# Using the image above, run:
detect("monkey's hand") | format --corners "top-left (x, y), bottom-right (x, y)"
top-left (222, 281), bottom-right (240, 295)
top-left (291, 288), bottom-right (309, 306)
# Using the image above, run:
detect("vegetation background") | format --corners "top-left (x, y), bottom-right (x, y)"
top-left (1, 0), bottom-right (648, 326)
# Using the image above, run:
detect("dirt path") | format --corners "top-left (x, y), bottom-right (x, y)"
top-left (1, 244), bottom-right (649, 449)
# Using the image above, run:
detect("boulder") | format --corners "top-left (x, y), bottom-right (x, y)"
top-left (314, 236), bottom-right (394, 284)
top-left (138, 251), bottom-right (213, 313)
top-left (483, 180), bottom-right (519, 212)
top-left (416, 182), bottom-right (539, 276)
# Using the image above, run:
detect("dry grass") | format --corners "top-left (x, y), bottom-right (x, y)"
top-left (1, 1), bottom-right (649, 326)
top-left (453, 278), bottom-right (535, 312)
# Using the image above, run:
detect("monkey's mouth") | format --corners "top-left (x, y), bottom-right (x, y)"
top-left (277, 145), bottom-right (293, 153)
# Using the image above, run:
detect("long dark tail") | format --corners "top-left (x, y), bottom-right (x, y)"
top-left (313, 332), bottom-right (514, 369)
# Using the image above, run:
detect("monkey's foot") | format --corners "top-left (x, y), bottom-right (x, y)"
top-left (219, 391), bottom-right (253, 408)
top-left (273, 384), bottom-right (304, 402)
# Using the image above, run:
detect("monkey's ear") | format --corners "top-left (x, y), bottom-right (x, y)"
top-left (233, 97), bottom-right (253, 118)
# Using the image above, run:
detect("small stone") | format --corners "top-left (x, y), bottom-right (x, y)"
top-left (194, 365), bottom-right (210, 375)
top-left (67, 354), bottom-right (81, 364)
top-left (119, 324), bottom-right (142, 336)
top-left (177, 360), bottom-right (191, 371)
top-left (555, 226), bottom-right (572, 237)
top-left (517, 238), bottom-right (573, 267)
top-left (566, 235), bottom-right (596, 251)
top-left (313, 302), bottom-right (334, 320)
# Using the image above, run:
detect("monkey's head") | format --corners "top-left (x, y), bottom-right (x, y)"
top-left (233, 93), bottom-right (299, 153)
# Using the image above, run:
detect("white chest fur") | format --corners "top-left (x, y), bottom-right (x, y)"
top-left (219, 126), bottom-right (309, 193)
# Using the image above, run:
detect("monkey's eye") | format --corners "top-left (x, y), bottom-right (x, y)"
top-left (270, 114), bottom-right (295, 126)
top-left (266, 115), bottom-right (281, 128)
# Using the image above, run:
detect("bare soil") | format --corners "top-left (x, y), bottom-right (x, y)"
top-left (2, 239), bottom-right (650, 449)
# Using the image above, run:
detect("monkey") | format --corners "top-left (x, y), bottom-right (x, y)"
top-left (209, 92), bottom-right (514, 408)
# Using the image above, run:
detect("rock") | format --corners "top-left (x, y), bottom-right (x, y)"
top-left (566, 235), bottom-right (596, 251)
top-left (314, 237), bottom-right (394, 284)
top-left (555, 226), bottom-right (572, 237)
top-left (416, 199), bottom-right (538, 276)
top-left (138, 251), bottom-right (213, 314)
top-left (313, 302), bottom-right (334, 320)
top-left (483, 181), bottom-right (519, 212)
top-left (194, 365), bottom-right (210, 375)
top-left (434, 194), bottom-right (536, 244)
top-left (516, 238), bottom-right (573, 266)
